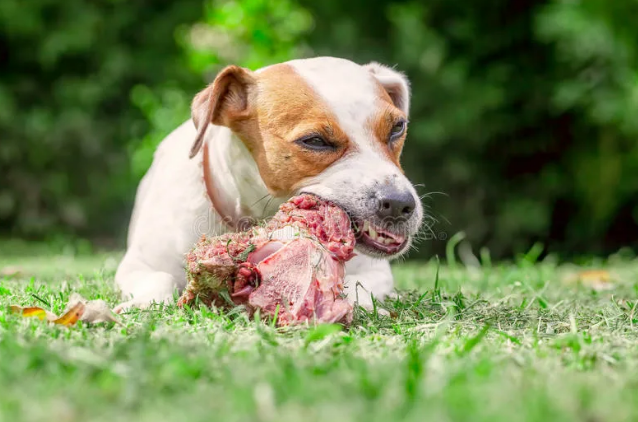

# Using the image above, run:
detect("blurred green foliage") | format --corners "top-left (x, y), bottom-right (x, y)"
top-left (1, 0), bottom-right (637, 259)
top-left (129, 0), bottom-right (313, 180)
top-left (0, 0), bottom-right (205, 240)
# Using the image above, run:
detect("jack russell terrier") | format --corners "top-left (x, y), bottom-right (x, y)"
top-left (114, 56), bottom-right (423, 313)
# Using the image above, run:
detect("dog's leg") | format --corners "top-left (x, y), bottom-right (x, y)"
top-left (113, 272), bottom-right (179, 314)
top-left (344, 254), bottom-right (396, 311)
top-left (113, 253), bottom-right (185, 313)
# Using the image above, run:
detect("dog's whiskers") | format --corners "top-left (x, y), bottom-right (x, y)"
top-left (418, 191), bottom-right (448, 201)
top-left (249, 193), bottom-right (272, 208)
top-left (411, 186), bottom-right (450, 246)
top-left (262, 195), bottom-right (275, 217)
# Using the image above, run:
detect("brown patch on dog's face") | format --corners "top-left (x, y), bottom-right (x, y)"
top-left (366, 85), bottom-right (408, 171)
top-left (226, 64), bottom-right (352, 195)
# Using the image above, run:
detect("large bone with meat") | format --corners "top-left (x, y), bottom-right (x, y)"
top-left (178, 195), bottom-right (356, 326)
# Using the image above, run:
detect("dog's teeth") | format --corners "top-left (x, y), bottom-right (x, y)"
top-left (368, 227), bottom-right (378, 240)
top-left (363, 221), bottom-right (370, 232)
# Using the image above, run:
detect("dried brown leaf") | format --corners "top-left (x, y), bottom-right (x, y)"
top-left (67, 293), bottom-right (122, 325)
top-left (1, 266), bottom-right (24, 278)
top-left (563, 269), bottom-right (614, 291)
top-left (10, 305), bottom-right (58, 321)
top-left (53, 302), bottom-right (85, 326)
top-left (10, 293), bottom-right (121, 327)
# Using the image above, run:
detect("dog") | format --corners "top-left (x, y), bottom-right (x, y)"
top-left (114, 56), bottom-right (423, 313)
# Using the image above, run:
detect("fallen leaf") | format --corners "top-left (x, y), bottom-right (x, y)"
top-left (53, 302), bottom-right (86, 326)
top-left (563, 269), bottom-right (614, 291)
top-left (578, 270), bottom-right (610, 280)
top-left (10, 293), bottom-right (121, 327)
top-left (1, 266), bottom-right (24, 278)
top-left (10, 305), bottom-right (58, 321)
top-left (66, 293), bottom-right (122, 325)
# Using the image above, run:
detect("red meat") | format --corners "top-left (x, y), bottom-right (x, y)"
top-left (178, 194), bottom-right (355, 326)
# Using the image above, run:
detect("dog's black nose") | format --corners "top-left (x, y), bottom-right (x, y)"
top-left (376, 188), bottom-right (416, 219)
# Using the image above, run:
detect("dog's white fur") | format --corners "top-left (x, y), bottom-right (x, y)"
top-left (114, 57), bottom-right (422, 313)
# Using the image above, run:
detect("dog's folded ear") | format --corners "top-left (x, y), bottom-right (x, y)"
top-left (364, 62), bottom-right (411, 116)
top-left (189, 65), bottom-right (256, 158)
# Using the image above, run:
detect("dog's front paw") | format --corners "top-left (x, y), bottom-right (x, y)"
top-left (113, 295), bottom-right (174, 314)
top-left (345, 286), bottom-right (393, 316)
top-left (114, 270), bottom-right (180, 314)
top-left (355, 299), bottom-right (391, 317)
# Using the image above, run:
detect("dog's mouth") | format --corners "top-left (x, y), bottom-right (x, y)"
top-left (296, 191), bottom-right (411, 257)
top-left (353, 219), bottom-right (408, 256)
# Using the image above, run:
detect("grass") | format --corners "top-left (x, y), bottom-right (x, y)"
top-left (1, 241), bottom-right (638, 422)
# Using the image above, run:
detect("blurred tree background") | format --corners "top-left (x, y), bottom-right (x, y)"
top-left (1, 0), bottom-right (637, 260)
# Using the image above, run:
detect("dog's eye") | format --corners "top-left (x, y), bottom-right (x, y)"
top-left (389, 120), bottom-right (407, 142)
top-left (296, 135), bottom-right (335, 151)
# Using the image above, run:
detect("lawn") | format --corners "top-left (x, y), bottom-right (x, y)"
top-left (1, 240), bottom-right (638, 422)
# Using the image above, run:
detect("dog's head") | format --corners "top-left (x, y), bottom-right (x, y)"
top-left (190, 57), bottom-right (423, 259)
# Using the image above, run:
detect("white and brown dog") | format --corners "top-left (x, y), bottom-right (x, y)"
top-left (114, 56), bottom-right (423, 313)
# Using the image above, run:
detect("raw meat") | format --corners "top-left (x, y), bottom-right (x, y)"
top-left (178, 194), bottom-right (356, 326)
